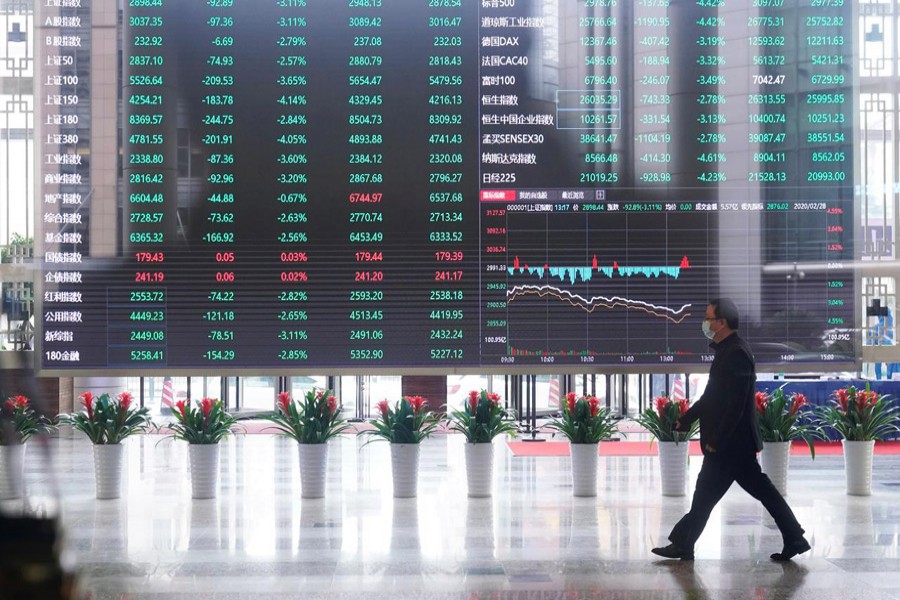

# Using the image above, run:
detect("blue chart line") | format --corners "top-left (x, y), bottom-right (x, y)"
top-left (506, 284), bottom-right (693, 323)
top-left (508, 255), bottom-right (691, 285)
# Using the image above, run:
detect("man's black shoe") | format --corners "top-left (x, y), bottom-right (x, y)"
top-left (770, 537), bottom-right (811, 562)
top-left (651, 543), bottom-right (694, 561)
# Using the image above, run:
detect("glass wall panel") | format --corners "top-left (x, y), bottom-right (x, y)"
top-left (239, 376), bottom-right (277, 413)
top-left (364, 375), bottom-right (401, 416)
top-left (289, 375), bottom-right (328, 396)
top-left (446, 374), bottom-right (489, 409)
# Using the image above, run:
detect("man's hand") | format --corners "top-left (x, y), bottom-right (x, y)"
top-left (704, 444), bottom-right (716, 453)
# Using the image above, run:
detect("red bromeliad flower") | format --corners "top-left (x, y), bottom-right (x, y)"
top-left (588, 396), bottom-right (601, 417)
top-left (2, 394), bottom-right (55, 444)
top-left (655, 395), bottom-right (669, 418)
top-left (81, 391), bottom-right (94, 420)
top-left (377, 400), bottom-right (389, 417)
top-left (468, 390), bottom-right (479, 413)
top-left (277, 392), bottom-right (292, 414)
top-left (448, 389), bottom-right (514, 443)
top-left (548, 392), bottom-right (618, 443)
top-left (2, 395), bottom-right (29, 413)
top-left (201, 397), bottom-right (214, 418)
top-left (859, 390), bottom-right (879, 409)
top-left (834, 388), bottom-right (850, 412)
top-left (263, 388), bottom-right (347, 444)
top-left (754, 389), bottom-right (822, 446)
top-left (824, 386), bottom-right (898, 442)
top-left (117, 391), bottom-right (133, 410)
top-left (636, 394), bottom-right (696, 443)
top-left (789, 392), bottom-right (806, 417)
top-left (175, 399), bottom-right (188, 420)
top-left (407, 395), bottom-right (426, 413)
top-left (59, 391), bottom-right (150, 444)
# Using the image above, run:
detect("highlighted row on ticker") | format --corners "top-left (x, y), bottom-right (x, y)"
top-left (480, 189), bottom-right (607, 202)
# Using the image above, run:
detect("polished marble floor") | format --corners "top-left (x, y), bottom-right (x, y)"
top-left (4, 431), bottom-right (900, 599)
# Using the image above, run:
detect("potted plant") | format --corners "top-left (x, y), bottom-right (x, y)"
top-left (165, 397), bottom-right (238, 499)
top-left (261, 389), bottom-right (351, 498)
top-left (358, 395), bottom-right (443, 498)
top-left (546, 392), bottom-right (619, 497)
top-left (58, 391), bottom-right (152, 499)
top-left (448, 389), bottom-right (518, 497)
top-left (0, 395), bottom-right (54, 499)
top-left (634, 395), bottom-right (698, 496)
top-left (755, 388), bottom-right (822, 495)
top-left (817, 385), bottom-right (900, 495)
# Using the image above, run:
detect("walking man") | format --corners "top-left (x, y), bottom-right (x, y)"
top-left (652, 298), bottom-right (811, 561)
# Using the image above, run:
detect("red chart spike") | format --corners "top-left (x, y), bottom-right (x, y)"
top-left (680, 255), bottom-right (690, 269)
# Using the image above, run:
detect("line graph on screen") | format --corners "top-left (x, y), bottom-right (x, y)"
top-left (485, 209), bottom-right (712, 362)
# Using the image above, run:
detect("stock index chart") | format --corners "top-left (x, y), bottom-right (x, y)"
top-left (36, 0), bottom-right (856, 372)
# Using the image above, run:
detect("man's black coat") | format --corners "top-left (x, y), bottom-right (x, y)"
top-left (677, 332), bottom-right (762, 455)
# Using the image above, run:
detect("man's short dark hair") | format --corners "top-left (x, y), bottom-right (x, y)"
top-left (710, 298), bottom-right (740, 330)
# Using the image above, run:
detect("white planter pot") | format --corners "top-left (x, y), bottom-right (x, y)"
top-left (570, 442), bottom-right (598, 497)
top-left (0, 444), bottom-right (26, 499)
top-left (390, 443), bottom-right (420, 498)
top-left (298, 443), bottom-right (328, 499)
top-left (657, 440), bottom-right (690, 497)
top-left (464, 442), bottom-right (494, 498)
top-left (760, 441), bottom-right (791, 496)
top-left (93, 443), bottom-right (125, 500)
top-left (189, 443), bottom-right (220, 499)
top-left (842, 439), bottom-right (875, 496)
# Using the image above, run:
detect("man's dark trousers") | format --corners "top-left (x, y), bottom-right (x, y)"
top-left (669, 451), bottom-right (805, 550)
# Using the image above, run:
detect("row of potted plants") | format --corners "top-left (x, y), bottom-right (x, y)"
top-left (755, 384), bottom-right (900, 496)
top-left (636, 384), bottom-right (900, 497)
top-left (1, 385), bottom-right (897, 501)
top-left (0, 388), bottom-right (607, 500)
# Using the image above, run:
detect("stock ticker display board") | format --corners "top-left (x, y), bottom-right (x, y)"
top-left (37, 0), bottom-right (856, 372)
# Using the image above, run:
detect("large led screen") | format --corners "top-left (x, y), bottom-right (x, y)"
top-left (36, 0), bottom-right (856, 372)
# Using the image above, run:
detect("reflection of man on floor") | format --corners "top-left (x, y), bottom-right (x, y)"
top-left (663, 560), bottom-right (808, 600)
top-left (872, 308), bottom-right (900, 380)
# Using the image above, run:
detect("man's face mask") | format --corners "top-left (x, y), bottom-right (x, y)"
top-left (702, 318), bottom-right (716, 340)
